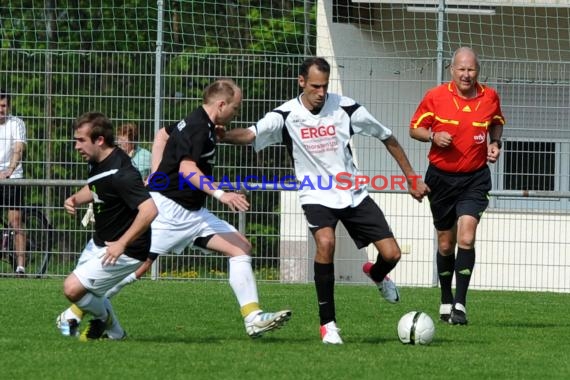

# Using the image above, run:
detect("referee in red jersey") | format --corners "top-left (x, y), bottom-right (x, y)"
top-left (410, 47), bottom-right (505, 325)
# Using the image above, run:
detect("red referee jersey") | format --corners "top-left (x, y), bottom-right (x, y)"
top-left (410, 82), bottom-right (505, 173)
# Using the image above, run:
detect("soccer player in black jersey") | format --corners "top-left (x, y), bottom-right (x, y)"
top-left (58, 112), bottom-right (157, 340)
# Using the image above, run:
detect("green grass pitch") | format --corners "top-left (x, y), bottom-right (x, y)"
top-left (1, 278), bottom-right (569, 379)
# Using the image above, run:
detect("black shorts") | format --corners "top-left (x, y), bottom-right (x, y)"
top-left (0, 184), bottom-right (24, 210)
top-left (425, 164), bottom-right (491, 231)
top-left (302, 196), bottom-right (394, 249)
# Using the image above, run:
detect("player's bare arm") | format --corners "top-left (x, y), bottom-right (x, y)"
top-left (179, 158), bottom-right (250, 212)
top-left (222, 127), bottom-right (256, 145)
top-left (150, 127), bottom-right (170, 173)
top-left (102, 198), bottom-right (158, 266)
top-left (64, 185), bottom-right (93, 215)
top-left (382, 135), bottom-right (430, 201)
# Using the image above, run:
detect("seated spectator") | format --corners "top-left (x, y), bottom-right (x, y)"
top-left (116, 123), bottom-right (151, 179)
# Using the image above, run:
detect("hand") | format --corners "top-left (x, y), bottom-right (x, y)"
top-left (215, 125), bottom-right (226, 142)
top-left (101, 240), bottom-right (126, 266)
top-left (0, 169), bottom-right (12, 179)
top-left (408, 178), bottom-right (431, 202)
top-left (64, 196), bottom-right (77, 215)
top-left (487, 143), bottom-right (501, 163)
top-left (432, 131), bottom-right (453, 148)
top-left (219, 191), bottom-right (250, 212)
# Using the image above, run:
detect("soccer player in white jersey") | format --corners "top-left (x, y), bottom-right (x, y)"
top-left (223, 57), bottom-right (430, 344)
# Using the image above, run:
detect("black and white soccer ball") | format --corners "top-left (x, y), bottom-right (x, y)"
top-left (397, 311), bottom-right (435, 345)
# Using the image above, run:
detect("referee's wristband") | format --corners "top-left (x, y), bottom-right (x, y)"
top-left (212, 189), bottom-right (225, 200)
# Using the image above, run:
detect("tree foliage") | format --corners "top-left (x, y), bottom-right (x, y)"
top-left (0, 1), bottom-right (316, 257)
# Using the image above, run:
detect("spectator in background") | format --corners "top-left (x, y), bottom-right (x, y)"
top-left (116, 123), bottom-right (151, 179)
top-left (409, 47), bottom-right (505, 325)
top-left (0, 90), bottom-right (27, 276)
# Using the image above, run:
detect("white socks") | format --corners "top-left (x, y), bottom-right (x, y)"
top-left (103, 298), bottom-right (125, 339)
top-left (105, 272), bottom-right (138, 299)
top-left (75, 293), bottom-right (107, 320)
top-left (228, 255), bottom-right (259, 308)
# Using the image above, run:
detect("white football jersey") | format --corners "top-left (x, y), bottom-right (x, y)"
top-left (251, 93), bottom-right (392, 208)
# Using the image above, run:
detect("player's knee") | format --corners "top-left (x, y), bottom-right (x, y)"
top-left (235, 239), bottom-right (252, 254)
top-left (438, 239), bottom-right (456, 254)
top-left (316, 236), bottom-right (335, 254)
top-left (457, 239), bottom-right (475, 249)
top-left (392, 249), bottom-right (402, 262)
top-left (63, 284), bottom-right (81, 302)
top-left (63, 275), bottom-right (84, 302)
top-left (383, 247), bottom-right (401, 263)
top-left (457, 232), bottom-right (475, 248)
top-left (229, 241), bottom-right (252, 256)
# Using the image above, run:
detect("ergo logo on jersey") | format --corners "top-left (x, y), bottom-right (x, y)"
top-left (300, 125), bottom-right (336, 139)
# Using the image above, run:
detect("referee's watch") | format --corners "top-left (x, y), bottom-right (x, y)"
top-left (490, 139), bottom-right (502, 149)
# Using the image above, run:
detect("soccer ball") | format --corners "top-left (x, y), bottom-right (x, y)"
top-left (397, 311), bottom-right (435, 345)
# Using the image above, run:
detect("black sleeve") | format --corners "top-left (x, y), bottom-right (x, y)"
top-left (173, 124), bottom-right (209, 163)
top-left (164, 123), bottom-right (176, 135)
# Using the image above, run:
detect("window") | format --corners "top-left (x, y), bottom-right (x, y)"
top-left (491, 79), bottom-right (570, 212)
top-left (503, 141), bottom-right (555, 191)
top-left (492, 140), bottom-right (569, 212)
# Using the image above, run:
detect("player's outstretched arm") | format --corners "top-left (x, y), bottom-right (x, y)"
top-left (382, 136), bottom-right (430, 201)
top-left (179, 158), bottom-right (250, 212)
top-left (222, 127), bottom-right (256, 145)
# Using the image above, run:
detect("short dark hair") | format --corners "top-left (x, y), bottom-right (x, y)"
top-left (73, 111), bottom-right (115, 146)
top-left (299, 57), bottom-right (331, 78)
top-left (203, 78), bottom-right (239, 105)
top-left (0, 90), bottom-right (11, 106)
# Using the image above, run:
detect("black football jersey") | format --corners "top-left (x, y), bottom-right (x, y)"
top-left (88, 147), bottom-right (152, 261)
top-left (155, 107), bottom-right (217, 210)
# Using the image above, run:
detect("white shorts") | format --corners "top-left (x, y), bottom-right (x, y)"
top-left (150, 192), bottom-right (237, 255)
top-left (73, 239), bottom-right (143, 297)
